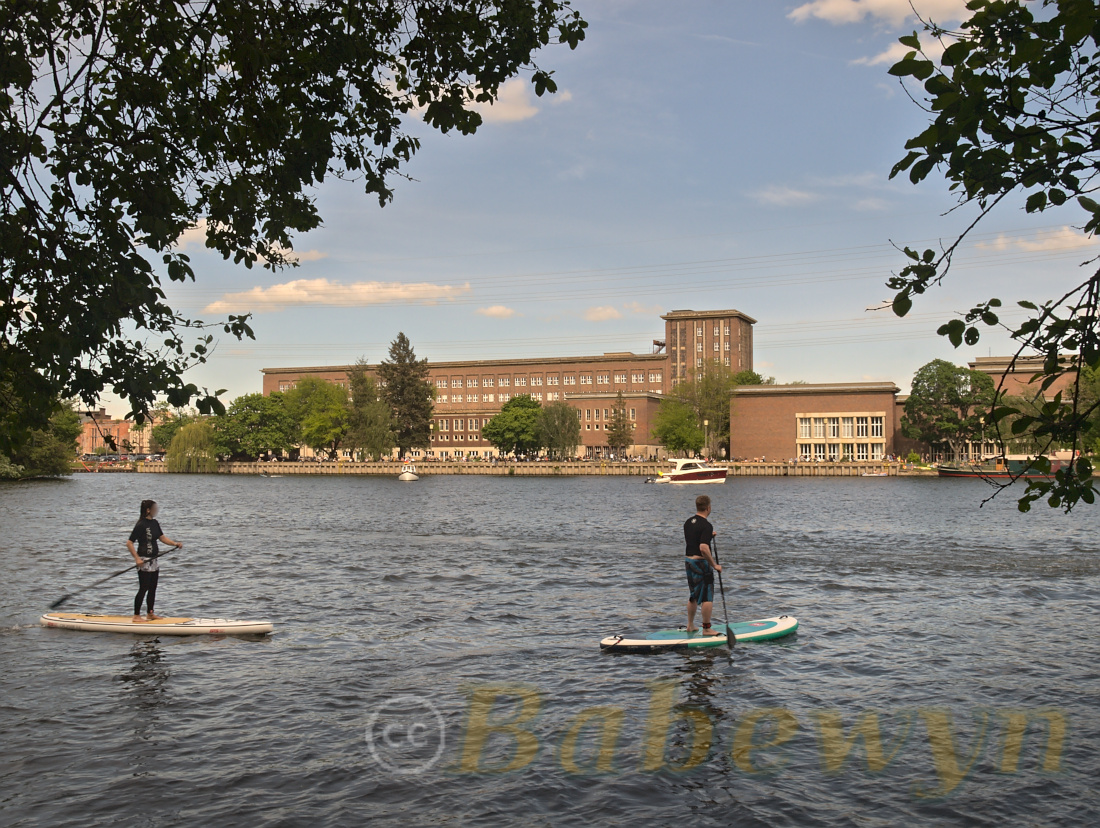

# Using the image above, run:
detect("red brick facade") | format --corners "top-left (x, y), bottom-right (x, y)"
top-left (729, 383), bottom-right (902, 462)
top-left (968, 356), bottom-right (1077, 399)
top-left (261, 309), bottom-right (754, 458)
top-left (262, 354), bottom-right (670, 458)
top-left (258, 303), bottom-right (1073, 460)
top-left (662, 309), bottom-right (755, 385)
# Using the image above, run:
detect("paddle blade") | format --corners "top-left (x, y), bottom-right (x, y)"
top-left (727, 628), bottom-right (736, 648)
top-left (49, 594), bottom-right (73, 610)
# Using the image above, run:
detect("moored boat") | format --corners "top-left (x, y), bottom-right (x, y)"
top-left (937, 455), bottom-right (1067, 479)
top-left (646, 458), bottom-right (728, 484)
top-left (397, 462), bottom-right (420, 481)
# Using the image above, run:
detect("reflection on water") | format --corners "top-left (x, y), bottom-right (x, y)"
top-left (0, 473), bottom-right (1097, 826)
top-left (117, 639), bottom-right (171, 712)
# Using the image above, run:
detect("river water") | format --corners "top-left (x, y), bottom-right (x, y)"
top-left (0, 473), bottom-right (1097, 826)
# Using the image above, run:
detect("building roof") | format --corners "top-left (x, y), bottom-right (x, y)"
top-left (562, 391), bottom-right (665, 401)
top-left (733, 382), bottom-right (900, 396)
top-left (969, 355), bottom-right (1066, 374)
top-left (660, 308), bottom-right (758, 324)
top-left (261, 352), bottom-right (669, 375)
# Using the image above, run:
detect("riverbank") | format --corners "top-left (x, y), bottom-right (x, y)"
top-left (117, 460), bottom-right (932, 476)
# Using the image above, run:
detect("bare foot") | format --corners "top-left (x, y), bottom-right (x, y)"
top-left (686, 626), bottom-right (698, 633)
top-left (146, 613), bottom-right (163, 621)
top-left (131, 615), bottom-right (143, 623)
top-left (702, 627), bottom-right (720, 636)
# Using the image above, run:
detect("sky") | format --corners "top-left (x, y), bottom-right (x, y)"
top-left (122, 0), bottom-right (1097, 415)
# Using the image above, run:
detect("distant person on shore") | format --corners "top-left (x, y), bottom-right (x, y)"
top-left (684, 494), bottom-right (722, 636)
top-left (126, 500), bottom-right (183, 622)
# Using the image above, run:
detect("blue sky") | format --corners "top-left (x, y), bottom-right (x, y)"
top-left (130, 0), bottom-right (1096, 414)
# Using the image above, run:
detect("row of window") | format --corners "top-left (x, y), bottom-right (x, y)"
top-left (434, 371), bottom-right (662, 389)
top-left (436, 418), bottom-right (491, 432)
top-left (797, 416), bottom-right (884, 440)
top-left (437, 391), bottom-right (576, 404)
top-left (584, 408), bottom-right (637, 421)
top-left (670, 324), bottom-right (733, 344)
top-left (675, 341), bottom-right (732, 353)
top-left (797, 443), bottom-right (885, 461)
top-left (585, 423), bottom-right (637, 431)
top-left (671, 355), bottom-right (733, 365)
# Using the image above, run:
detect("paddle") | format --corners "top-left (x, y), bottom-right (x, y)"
top-left (48, 546), bottom-right (180, 610)
top-left (712, 536), bottom-right (735, 649)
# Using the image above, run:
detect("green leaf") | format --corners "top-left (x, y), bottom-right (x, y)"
top-left (892, 293), bottom-right (912, 317)
top-left (937, 319), bottom-right (965, 347)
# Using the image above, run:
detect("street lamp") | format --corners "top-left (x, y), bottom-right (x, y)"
top-left (703, 418), bottom-right (709, 459)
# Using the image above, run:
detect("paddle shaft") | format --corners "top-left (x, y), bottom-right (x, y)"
top-left (48, 546), bottom-right (180, 609)
top-left (712, 536), bottom-right (735, 648)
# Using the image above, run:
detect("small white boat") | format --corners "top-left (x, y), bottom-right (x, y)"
top-left (40, 612), bottom-right (274, 636)
top-left (646, 458), bottom-right (728, 484)
top-left (861, 472), bottom-right (889, 477)
top-left (398, 462), bottom-right (419, 481)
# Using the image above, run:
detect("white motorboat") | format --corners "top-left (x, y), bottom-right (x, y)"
top-left (398, 462), bottom-right (420, 481)
top-left (646, 458), bottom-right (728, 484)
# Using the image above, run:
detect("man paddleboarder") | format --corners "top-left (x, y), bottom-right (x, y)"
top-left (684, 494), bottom-right (721, 635)
top-left (127, 500), bottom-right (183, 622)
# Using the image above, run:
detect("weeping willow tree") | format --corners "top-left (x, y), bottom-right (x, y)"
top-left (166, 421), bottom-right (219, 473)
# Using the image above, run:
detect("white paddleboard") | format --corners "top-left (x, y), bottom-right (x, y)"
top-left (600, 615), bottom-right (798, 651)
top-left (40, 612), bottom-right (273, 636)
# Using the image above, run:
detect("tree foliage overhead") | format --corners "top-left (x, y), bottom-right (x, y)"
top-left (482, 394), bottom-right (542, 456)
top-left (902, 359), bottom-right (997, 460)
top-left (886, 0), bottom-right (1100, 510)
top-left (0, 0), bottom-right (586, 454)
top-left (378, 333), bottom-right (433, 455)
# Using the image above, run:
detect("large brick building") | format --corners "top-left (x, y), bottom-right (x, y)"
top-left (261, 308), bottom-right (755, 458)
top-left (727, 357), bottom-right (1078, 463)
top-left (729, 383), bottom-right (901, 462)
top-left (77, 408), bottom-right (161, 456)
top-left (261, 303), bottom-right (1076, 461)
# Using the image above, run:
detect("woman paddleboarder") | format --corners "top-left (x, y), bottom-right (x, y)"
top-left (126, 500), bottom-right (183, 622)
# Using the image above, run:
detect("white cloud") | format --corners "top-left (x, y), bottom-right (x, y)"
top-left (476, 305), bottom-right (517, 319)
top-left (469, 78), bottom-right (540, 123)
top-left (584, 305), bottom-right (623, 322)
top-left (977, 226), bottom-right (1099, 253)
top-left (852, 196), bottom-right (889, 211)
top-left (624, 301), bottom-right (662, 315)
top-left (174, 218), bottom-right (326, 263)
top-left (754, 185), bottom-right (819, 207)
top-left (551, 89), bottom-right (573, 105)
top-left (789, 0), bottom-right (970, 27)
top-left (853, 35), bottom-right (946, 66)
top-left (204, 279), bottom-right (472, 314)
top-left (174, 222), bottom-right (208, 249)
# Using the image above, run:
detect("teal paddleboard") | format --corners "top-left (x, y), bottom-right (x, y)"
top-left (600, 615), bottom-right (798, 651)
